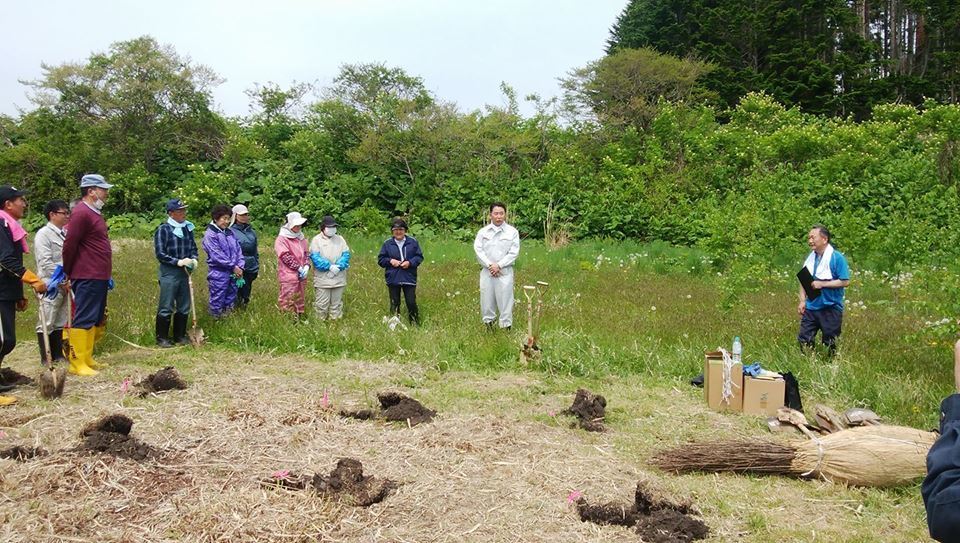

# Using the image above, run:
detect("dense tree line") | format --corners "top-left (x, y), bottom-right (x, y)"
top-left (1, 35), bottom-right (959, 276)
top-left (608, 0), bottom-right (960, 118)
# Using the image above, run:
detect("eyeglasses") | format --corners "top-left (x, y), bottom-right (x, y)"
top-left (53, 211), bottom-right (70, 216)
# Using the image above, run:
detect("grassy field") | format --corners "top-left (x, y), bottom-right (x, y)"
top-left (0, 234), bottom-right (949, 541)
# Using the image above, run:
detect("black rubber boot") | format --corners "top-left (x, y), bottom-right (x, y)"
top-left (48, 330), bottom-right (67, 362)
top-left (37, 332), bottom-right (47, 364)
top-left (156, 314), bottom-right (173, 348)
top-left (172, 313), bottom-right (189, 346)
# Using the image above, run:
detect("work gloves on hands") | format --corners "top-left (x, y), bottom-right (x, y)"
top-left (21, 269), bottom-right (47, 295)
top-left (177, 258), bottom-right (198, 271)
top-left (298, 265), bottom-right (309, 281)
top-left (329, 264), bottom-right (341, 275)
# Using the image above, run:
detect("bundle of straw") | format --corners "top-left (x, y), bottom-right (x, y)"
top-left (651, 425), bottom-right (937, 488)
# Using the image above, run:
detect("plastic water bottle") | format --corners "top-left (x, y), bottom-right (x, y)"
top-left (732, 336), bottom-right (742, 364)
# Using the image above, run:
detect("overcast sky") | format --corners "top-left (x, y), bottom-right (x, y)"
top-left (2, 0), bottom-right (626, 118)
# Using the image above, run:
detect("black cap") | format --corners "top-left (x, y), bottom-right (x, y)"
top-left (321, 215), bottom-right (338, 228)
top-left (0, 185), bottom-right (27, 207)
top-left (391, 218), bottom-right (408, 230)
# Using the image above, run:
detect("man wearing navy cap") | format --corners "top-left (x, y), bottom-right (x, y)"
top-left (154, 198), bottom-right (199, 347)
top-left (62, 173), bottom-right (113, 375)
top-left (0, 185), bottom-right (47, 405)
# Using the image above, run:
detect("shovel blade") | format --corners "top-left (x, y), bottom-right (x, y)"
top-left (189, 327), bottom-right (205, 347)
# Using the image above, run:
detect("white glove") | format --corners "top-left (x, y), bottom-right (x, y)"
top-left (329, 264), bottom-right (341, 275)
top-left (177, 258), bottom-right (189, 267)
top-left (298, 265), bottom-right (309, 280)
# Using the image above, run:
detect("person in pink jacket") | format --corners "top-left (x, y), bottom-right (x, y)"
top-left (274, 212), bottom-right (309, 320)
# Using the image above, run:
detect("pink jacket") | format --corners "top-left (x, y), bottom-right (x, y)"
top-left (274, 234), bottom-right (308, 283)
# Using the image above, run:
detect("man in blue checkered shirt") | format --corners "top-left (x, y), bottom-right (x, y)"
top-left (154, 199), bottom-right (199, 347)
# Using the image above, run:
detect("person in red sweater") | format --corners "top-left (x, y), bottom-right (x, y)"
top-left (62, 174), bottom-right (113, 376)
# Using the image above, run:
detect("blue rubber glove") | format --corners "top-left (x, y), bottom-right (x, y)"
top-left (335, 250), bottom-right (352, 270)
top-left (44, 265), bottom-right (66, 299)
top-left (108, 277), bottom-right (115, 290)
top-left (310, 252), bottom-right (331, 271)
top-left (235, 276), bottom-right (246, 289)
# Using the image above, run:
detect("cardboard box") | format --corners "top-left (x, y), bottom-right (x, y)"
top-left (742, 377), bottom-right (785, 416)
top-left (703, 351), bottom-right (742, 412)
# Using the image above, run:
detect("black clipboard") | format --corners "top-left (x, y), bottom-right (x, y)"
top-left (796, 267), bottom-right (821, 301)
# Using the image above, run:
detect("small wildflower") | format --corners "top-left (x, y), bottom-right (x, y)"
top-left (272, 470), bottom-right (291, 479)
top-left (548, 410), bottom-right (556, 417)
top-left (120, 377), bottom-right (131, 393)
top-left (651, 306), bottom-right (657, 311)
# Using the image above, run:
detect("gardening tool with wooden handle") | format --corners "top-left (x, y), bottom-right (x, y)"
top-left (185, 269), bottom-right (205, 346)
top-left (532, 281), bottom-right (549, 344)
top-left (36, 293), bottom-right (66, 398)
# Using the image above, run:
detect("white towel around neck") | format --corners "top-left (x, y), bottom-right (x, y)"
top-left (803, 244), bottom-right (834, 280)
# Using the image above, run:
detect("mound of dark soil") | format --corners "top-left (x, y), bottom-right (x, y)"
top-left (76, 414), bottom-right (159, 461)
top-left (576, 482), bottom-right (708, 543)
top-left (312, 458), bottom-right (396, 506)
top-left (339, 392), bottom-right (436, 427)
top-left (0, 445), bottom-right (46, 461)
top-left (136, 366), bottom-right (188, 396)
top-left (0, 367), bottom-right (34, 387)
top-left (262, 458), bottom-right (396, 507)
top-left (340, 409), bottom-right (376, 420)
top-left (378, 392), bottom-right (436, 426)
top-left (562, 388), bottom-right (606, 432)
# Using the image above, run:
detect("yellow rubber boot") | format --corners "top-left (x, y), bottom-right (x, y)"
top-left (67, 328), bottom-right (98, 377)
top-left (0, 395), bottom-right (17, 406)
top-left (87, 325), bottom-right (108, 369)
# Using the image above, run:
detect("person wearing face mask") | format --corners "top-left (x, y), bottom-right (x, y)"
top-left (33, 199), bottom-right (71, 364)
top-left (229, 204), bottom-right (259, 308)
top-left (309, 215), bottom-right (351, 320)
top-left (274, 212), bottom-right (309, 321)
top-left (202, 204), bottom-right (244, 318)
top-left (62, 173), bottom-right (114, 376)
top-left (153, 199), bottom-right (199, 347)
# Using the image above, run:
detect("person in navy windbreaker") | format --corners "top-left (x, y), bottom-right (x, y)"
top-left (923, 339), bottom-right (960, 542)
top-left (377, 218), bottom-right (423, 325)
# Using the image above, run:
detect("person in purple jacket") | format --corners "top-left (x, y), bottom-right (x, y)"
top-left (202, 204), bottom-right (244, 318)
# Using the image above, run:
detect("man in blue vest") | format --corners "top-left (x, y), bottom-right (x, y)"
top-left (797, 224), bottom-right (850, 356)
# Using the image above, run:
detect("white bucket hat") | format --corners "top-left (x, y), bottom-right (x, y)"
top-left (284, 211), bottom-right (307, 229)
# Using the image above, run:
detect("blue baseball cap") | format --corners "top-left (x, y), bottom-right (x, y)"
top-left (79, 173), bottom-right (113, 189)
top-left (165, 198), bottom-right (188, 212)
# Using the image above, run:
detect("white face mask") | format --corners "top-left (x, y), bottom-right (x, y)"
top-left (324, 227), bottom-right (337, 237)
top-left (93, 198), bottom-right (105, 211)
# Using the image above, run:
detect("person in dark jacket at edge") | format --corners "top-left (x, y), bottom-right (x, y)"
top-left (229, 204), bottom-right (259, 308)
top-left (377, 218), bottom-right (423, 325)
top-left (922, 339), bottom-right (960, 542)
top-left (0, 185), bottom-right (48, 405)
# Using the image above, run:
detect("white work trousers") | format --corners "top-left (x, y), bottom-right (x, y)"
top-left (314, 285), bottom-right (346, 320)
top-left (479, 267), bottom-right (514, 328)
top-left (36, 291), bottom-right (69, 333)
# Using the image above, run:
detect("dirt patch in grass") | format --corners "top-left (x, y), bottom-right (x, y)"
top-left (76, 414), bottom-right (159, 461)
top-left (577, 482), bottom-right (709, 542)
top-left (136, 366), bottom-right (188, 396)
top-left (0, 367), bottom-right (35, 387)
top-left (0, 445), bottom-right (46, 461)
top-left (262, 458), bottom-right (396, 506)
top-left (0, 412), bottom-right (42, 427)
top-left (340, 392), bottom-right (436, 427)
top-left (562, 388), bottom-right (607, 432)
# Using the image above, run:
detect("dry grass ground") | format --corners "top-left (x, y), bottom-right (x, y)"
top-left (0, 344), bottom-right (930, 542)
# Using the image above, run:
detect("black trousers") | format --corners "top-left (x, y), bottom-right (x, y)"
top-left (798, 306), bottom-right (843, 351)
top-left (0, 300), bottom-right (17, 361)
top-left (388, 284), bottom-right (419, 324)
top-left (237, 270), bottom-right (258, 307)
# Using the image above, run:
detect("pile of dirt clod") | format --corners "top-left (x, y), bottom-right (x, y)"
top-left (262, 458), bottom-right (396, 506)
top-left (576, 482), bottom-right (709, 543)
top-left (562, 388), bottom-right (607, 432)
top-left (76, 414), bottom-right (159, 461)
top-left (0, 445), bottom-right (46, 462)
top-left (0, 367), bottom-right (34, 387)
top-left (136, 366), bottom-right (188, 396)
top-left (340, 392), bottom-right (436, 427)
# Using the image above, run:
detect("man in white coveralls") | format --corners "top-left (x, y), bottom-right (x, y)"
top-left (473, 202), bottom-right (520, 330)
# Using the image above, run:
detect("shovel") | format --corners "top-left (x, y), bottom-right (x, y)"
top-left (36, 293), bottom-right (66, 399)
top-left (520, 285), bottom-right (540, 363)
top-left (63, 286), bottom-right (75, 361)
top-left (532, 281), bottom-right (549, 345)
top-left (186, 269), bottom-right (205, 346)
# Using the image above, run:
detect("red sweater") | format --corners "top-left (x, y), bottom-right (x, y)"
top-left (63, 202), bottom-right (112, 280)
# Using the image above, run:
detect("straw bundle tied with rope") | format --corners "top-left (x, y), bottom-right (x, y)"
top-left (651, 425), bottom-right (937, 487)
